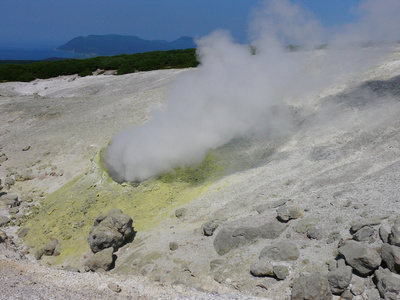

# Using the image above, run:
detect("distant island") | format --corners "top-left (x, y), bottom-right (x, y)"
top-left (57, 34), bottom-right (196, 56)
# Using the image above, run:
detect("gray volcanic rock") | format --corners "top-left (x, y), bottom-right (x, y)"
top-left (327, 266), bottom-right (352, 294)
top-left (174, 208), bottom-right (187, 218)
top-left (375, 267), bottom-right (400, 299)
top-left (259, 241), bottom-right (299, 261)
top-left (381, 243), bottom-right (400, 273)
top-left (276, 205), bottom-right (303, 222)
top-left (291, 272), bottom-right (332, 300)
top-left (201, 219), bottom-right (220, 236)
top-left (18, 228), bottom-right (29, 238)
top-left (169, 241), bottom-right (178, 251)
top-left (250, 258), bottom-right (274, 277)
top-left (273, 265), bottom-right (289, 280)
top-left (15, 170), bottom-right (34, 181)
top-left (307, 226), bottom-right (323, 240)
top-left (4, 177), bottom-right (14, 187)
top-left (295, 218), bottom-right (319, 234)
top-left (256, 198), bottom-right (289, 214)
top-left (43, 239), bottom-right (58, 256)
top-left (350, 216), bottom-right (388, 233)
top-left (0, 215), bottom-right (10, 226)
top-left (1, 194), bottom-right (19, 208)
top-left (380, 226), bottom-right (390, 243)
top-left (388, 217), bottom-right (400, 246)
top-left (84, 247), bottom-right (114, 272)
top-left (338, 241), bottom-right (381, 276)
top-left (353, 226), bottom-right (376, 243)
top-left (0, 152), bottom-right (7, 164)
top-left (368, 288), bottom-right (381, 300)
top-left (213, 220), bottom-right (286, 255)
top-left (87, 209), bottom-right (134, 253)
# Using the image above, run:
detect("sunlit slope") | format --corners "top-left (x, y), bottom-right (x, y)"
top-left (21, 151), bottom-right (224, 265)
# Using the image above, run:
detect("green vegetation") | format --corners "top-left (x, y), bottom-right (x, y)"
top-left (0, 48), bottom-right (199, 82)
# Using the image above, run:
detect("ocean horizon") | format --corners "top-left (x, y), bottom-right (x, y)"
top-left (0, 46), bottom-right (78, 60)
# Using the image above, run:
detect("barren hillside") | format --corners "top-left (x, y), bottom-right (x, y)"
top-left (1, 46), bottom-right (400, 299)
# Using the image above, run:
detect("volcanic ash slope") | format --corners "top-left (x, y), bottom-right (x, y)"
top-left (1, 48), bottom-right (400, 299)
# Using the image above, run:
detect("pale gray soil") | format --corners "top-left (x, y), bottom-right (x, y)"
top-left (1, 46), bottom-right (400, 299)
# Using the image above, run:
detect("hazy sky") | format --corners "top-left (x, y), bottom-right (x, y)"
top-left (1, 0), bottom-right (363, 47)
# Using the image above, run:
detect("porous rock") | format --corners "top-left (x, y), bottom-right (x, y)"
top-left (213, 220), bottom-right (286, 255)
top-left (338, 241), bottom-right (381, 276)
top-left (380, 226), bottom-right (390, 243)
top-left (107, 282), bottom-right (121, 293)
top-left (368, 288), bottom-right (381, 300)
top-left (273, 265), bottom-right (289, 280)
top-left (250, 258), bottom-right (274, 277)
top-left (0, 229), bottom-right (7, 243)
top-left (210, 259), bottom-right (225, 271)
top-left (340, 289), bottom-right (353, 299)
top-left (259, 241), bottom-right (299, 261)
top-left (0, 152), bottom-right (7, 163)
top-left (169, 241), bottom-right (178, 251)
top-left (381, 243), bottom-right (400, 274)
top-left (295, 218), bottom-right (319, 234)
top-left (276, 205), bottom-right (303, 222)
top-left (1, 194), bottom-right (19, 207)
top-left (350, 276), bottom-right (365, 295)
top-left (327, 266), bottom-right (352, 294)
top-left (256, 198), bottom-right (289, 214)
top-left (174, 208), bottom-right (187, 218)
top-left (4, 177), bottom-right (14, 187)
top-left (15, 170), bottom-right (34, 181)
top-left (388, 217), bottom-right (400, 247)
top-left (84, 247), bottom-right (114, 272)
top-left (326, 231), bottom-right (341, 244)
top-left (353, 226), bottom-right (376, 243)
top-left (350, 216), bottom-right (388, 233)
top-left (201, 219), bottom-right (219, 236)
top-left (9, 207), bottom-right (19, 215)
top-left (306, 226), bottom-right (323, 240)
top-left (291, 272), bottom-right (332, 300)
top-left (63, 266), bottom-right (79, 272)
top-left (0, 215), bottom-right (10, 227)
top-left (375, 267), bottom-right (400, 299)
top-left (43, 239), bottom-right (58, 256)
top-left (18, 228), bottom-right (29, 238)
top-left (35, 249), bottom-right (44, 260)
top-left (87, 208), bottom-right (134, 253)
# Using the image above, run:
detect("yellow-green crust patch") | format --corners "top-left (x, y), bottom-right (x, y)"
top-left (21, 151), bottom-right (224, 267)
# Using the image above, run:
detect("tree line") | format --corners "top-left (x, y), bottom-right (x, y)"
top-left (0, 49), bottom-right (199, 82)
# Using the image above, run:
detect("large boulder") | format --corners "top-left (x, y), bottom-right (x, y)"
top-left (213, 220), bottom-right (286, 255)
top-left (291, 272), bottom-right (332, 300)
top-left (87, 209), bottom-right (134, 253)
top-left (338, 241), bottom-right (381, 276)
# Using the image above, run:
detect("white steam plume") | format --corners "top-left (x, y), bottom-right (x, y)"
top-left (103, 0), bottom-right (400, 183)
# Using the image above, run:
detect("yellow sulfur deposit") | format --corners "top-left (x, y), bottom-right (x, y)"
top-left (21, 150), bottom-right (224, 266)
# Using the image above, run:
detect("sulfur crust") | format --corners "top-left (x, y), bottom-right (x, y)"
top-left (21, 150), bottom-right (224, 267)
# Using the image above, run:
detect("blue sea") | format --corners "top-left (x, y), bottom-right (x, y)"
top-left (0, 46), bottom-right (78, 60)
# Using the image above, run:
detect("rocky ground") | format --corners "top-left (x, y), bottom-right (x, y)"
top-left (1, 46), bottom-right (400, 299)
